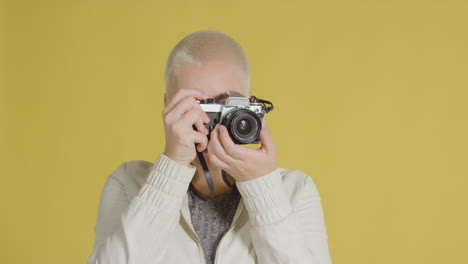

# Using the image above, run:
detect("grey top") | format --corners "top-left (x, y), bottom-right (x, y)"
top-left (187, 184), bottom-right (241, 264)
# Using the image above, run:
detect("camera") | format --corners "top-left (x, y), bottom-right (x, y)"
top-left (197, 91), bottom-right (274, 144)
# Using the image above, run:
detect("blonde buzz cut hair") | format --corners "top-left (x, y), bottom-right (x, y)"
top-left (165, 30), bottom-right (250, 94)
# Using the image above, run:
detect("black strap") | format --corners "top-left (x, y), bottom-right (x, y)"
top-left (250, 96), bottom-right (274, 113)
top-left (194, 146), bottom-right (236, 199)
top-left (196, 150), bottom-right (215, 199)
top-left (222, 170), bottom-right (236, 188)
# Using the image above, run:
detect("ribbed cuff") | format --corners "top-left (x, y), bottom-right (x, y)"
top-left (236, 169), bottom-right (293, 226)
top-left (137, 153), bottom-right (196, 212)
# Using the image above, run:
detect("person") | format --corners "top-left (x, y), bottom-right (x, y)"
top-left (87, 30), bottom-right (332, 264)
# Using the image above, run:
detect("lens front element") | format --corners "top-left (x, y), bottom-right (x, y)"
top-left (237, 119), bottom-right (252, 135)
top-left (222, 109), bottom-right (261, 144)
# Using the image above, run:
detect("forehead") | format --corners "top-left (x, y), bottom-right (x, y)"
top-left (169, 61), bottom-right (246, 100)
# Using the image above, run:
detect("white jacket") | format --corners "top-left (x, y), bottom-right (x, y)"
top-left (87, 153), bottom-right (332, 264)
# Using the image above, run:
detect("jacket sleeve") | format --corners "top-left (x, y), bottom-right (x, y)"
top-left (87, 153), bottom-right (195, 264)
top-left (236, 169), bottom-right (332, 264)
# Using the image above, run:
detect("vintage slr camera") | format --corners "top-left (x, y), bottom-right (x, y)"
top-left (197, 91), bottom-right (274, 144)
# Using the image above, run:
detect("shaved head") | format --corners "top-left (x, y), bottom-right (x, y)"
top-left (165, 30), bottom-right (250, 94)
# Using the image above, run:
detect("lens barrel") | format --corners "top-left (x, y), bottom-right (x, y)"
top-left (221, 109), bottom-right (262, 144)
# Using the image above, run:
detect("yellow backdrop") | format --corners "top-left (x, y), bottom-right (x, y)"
top-left (2, 0), bottom-right (467, 263)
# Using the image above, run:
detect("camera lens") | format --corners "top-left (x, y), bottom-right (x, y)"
top-left (237, 119), bottom-right (252, 135)
top-left (222, 109), bottom-right (261, 144)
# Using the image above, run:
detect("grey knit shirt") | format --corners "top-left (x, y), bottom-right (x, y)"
top-left (187, 184), bottom-right (241, 264)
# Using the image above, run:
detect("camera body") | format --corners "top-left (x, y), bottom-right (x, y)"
top-left (197, 91), bottom-right (273, 144)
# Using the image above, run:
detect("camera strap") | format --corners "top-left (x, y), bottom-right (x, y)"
top-left (195, 150), bottom-right (215, 199)
top-left (222, 170), bottom-right (236, 188)
top-left (193, 149), bottom-right (235, 199)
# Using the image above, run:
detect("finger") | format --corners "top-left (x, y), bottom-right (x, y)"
top-left (209, 125), bottom-right (238, 163)
top-left (166, 97), bottom-right (211, 127)
top-left (206, 132), bottom-right (230, 167)
top-left (174, 98), bottom-right (210, 124)
top-left (165, 97), bottom-right (194, 118)
top-left (218, 125), bottom-right (243, 159)
top-left (206, 127), bottom-right (230, 168)
top-left (194, 118), bottom-right (208, 135)
top-left (177, 109), bottom-right (206, 134)
top-left (259, 118), bottom-right (275, 152)
top-left (201, 109), bottom-right (210, 124)
top-left (165, 97), bottom-right (202, 121)
top-left (193, 131), bottom-right (208, 152)
top-left (165, 89), bottom-right (205, 111)
top-left (206, 151), bottom-right (230, 169)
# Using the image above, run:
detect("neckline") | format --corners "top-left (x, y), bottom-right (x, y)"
top-left (188, 182), bottom-right (238, 201)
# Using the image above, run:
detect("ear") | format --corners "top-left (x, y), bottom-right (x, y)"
top-left (248, 91), bottom-right (252, 98)
top-left (164, 93), bottom-right (167, 107)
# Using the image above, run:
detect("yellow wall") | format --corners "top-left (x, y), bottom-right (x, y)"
top-left (2, 1), bottom-right (467, 263)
